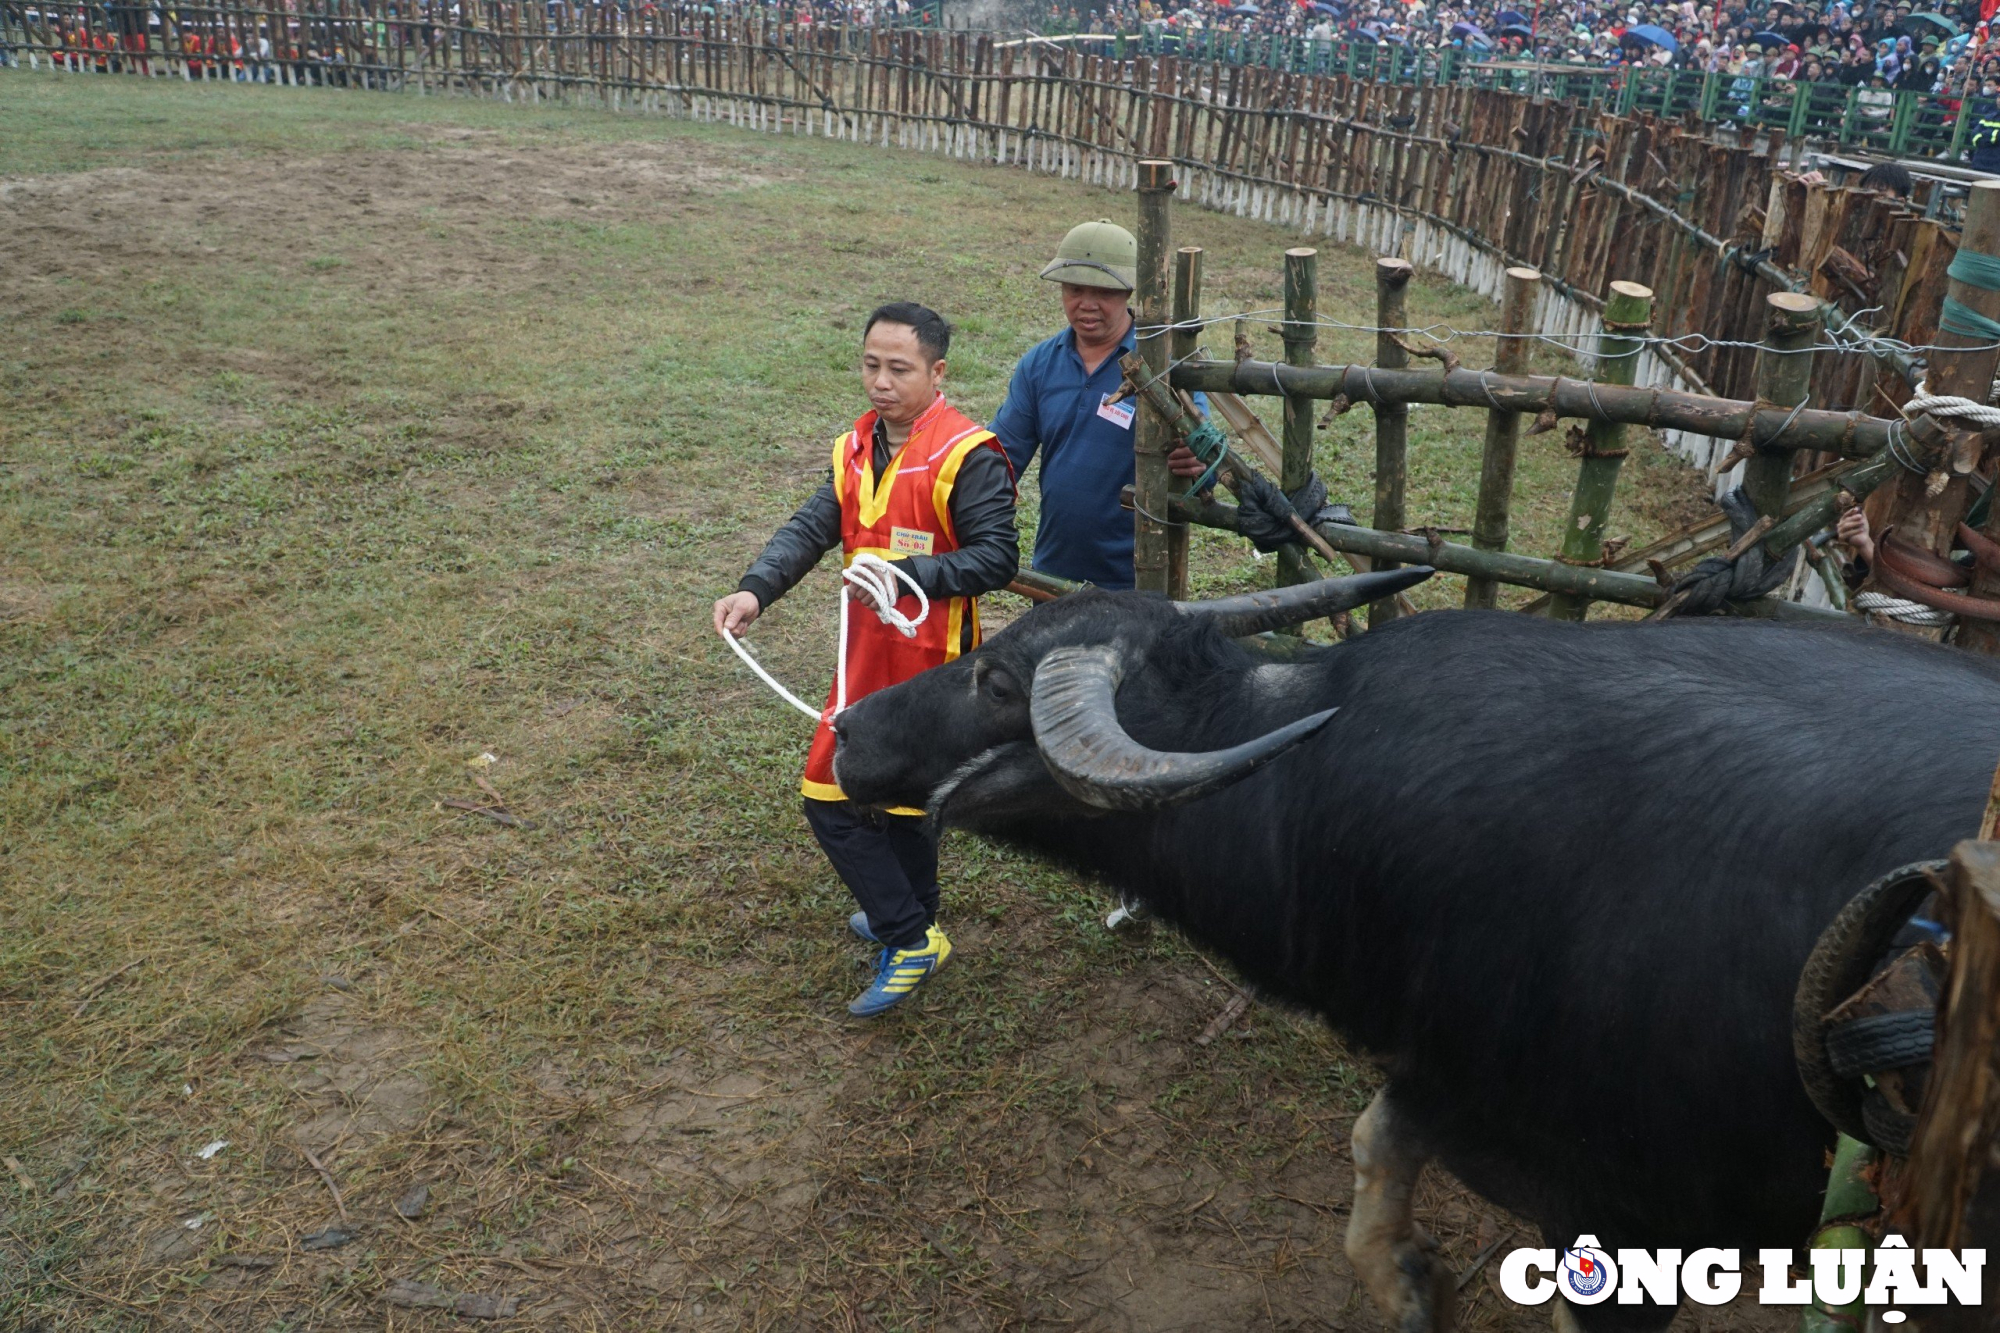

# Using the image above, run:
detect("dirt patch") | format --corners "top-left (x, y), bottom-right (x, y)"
top-left (0, 127), bottom-right (795, 328)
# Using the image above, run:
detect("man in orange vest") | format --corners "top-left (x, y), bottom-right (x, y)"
top-left (712, 303), bottom-right (1018, 1017)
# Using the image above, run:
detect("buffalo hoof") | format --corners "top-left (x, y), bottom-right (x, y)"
top-left (1374, 1228), bottom-right (1453, 1333)
top-left (1346, 1090), bottom-right (1453, 1332)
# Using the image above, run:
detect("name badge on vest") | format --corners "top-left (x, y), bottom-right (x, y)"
top-left (890, 527), bottom-right (936, 557)
top-left (1096, 393), bottom-right (1136, 430)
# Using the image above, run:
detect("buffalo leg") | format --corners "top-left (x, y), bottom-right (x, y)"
top-left (1345, 1089), bottom-right (1453, 1333)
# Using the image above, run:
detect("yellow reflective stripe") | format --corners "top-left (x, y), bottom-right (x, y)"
top-left (802, 777), bottom-right (848, 802)
top-left (805, 776), bottom-right (923, 817)
top-left (930, 430), bottom-right (996, 548)
top-left (856, 442), bottom-right (908, 529)
top-left (943, 596), bottom-right (967, 663)
top-left (830, 432), bottom-right (853, 506)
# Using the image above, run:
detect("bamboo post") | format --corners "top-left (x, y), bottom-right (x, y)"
top-left (1798, 1134), bottom-right (1879, 1333)
top-left (1547, 280), bottom-right (1652, 622)
top-left (1466, 266), bottom-right (1538, 610)
top-left (1946, 193), bottom-right (2000, 653)
top-left (1133, 160), bottom-right (1176, 595)
top-left (1169, 245), bottom-right (1204, 600)
top-left (1895, 838), bottom-right (2000, 1313)
top-left (1873, 180), bottom-right (2000, 578)
top-left (1371, 257), bottom-right (1413, 628)
top-left (1280, 247), bottom-right (1319, 597)
top-left (1741, 292), bottom-right (1821, 524)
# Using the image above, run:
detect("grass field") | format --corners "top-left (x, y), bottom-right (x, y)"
top-left (1, 70), bottom-right (1720, 1330)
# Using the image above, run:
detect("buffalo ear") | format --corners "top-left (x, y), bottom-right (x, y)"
top-left (973, 656), bottom-right (1023, 705)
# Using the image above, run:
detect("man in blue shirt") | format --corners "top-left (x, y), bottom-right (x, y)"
top-left (990, 220), bottom-right (1206, 589)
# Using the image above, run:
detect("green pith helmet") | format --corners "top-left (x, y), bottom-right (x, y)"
top-left (1040, 219), bottom-right (1138, 291)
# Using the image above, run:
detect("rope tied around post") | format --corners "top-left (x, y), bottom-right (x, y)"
top-left (1650, 491), bottom-right (1798, 620)
top-left (1938, 248), bottom-right (2000, 344)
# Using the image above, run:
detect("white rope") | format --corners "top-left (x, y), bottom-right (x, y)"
top-left (719, 553), bottom-right (930, 724)
top-left (1903, 393), bottom-right (2000, 430)
top-left (1852, 591), bottom-right (1957, 628)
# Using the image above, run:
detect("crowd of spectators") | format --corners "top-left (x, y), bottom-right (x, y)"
top-left (1043, 0), bottom-right (2000, 113)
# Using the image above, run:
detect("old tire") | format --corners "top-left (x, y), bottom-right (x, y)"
top-left (1825, 1008), bottom-right (1935, 1079)
top-left (1792, 860), bottom-right (1942, 1148)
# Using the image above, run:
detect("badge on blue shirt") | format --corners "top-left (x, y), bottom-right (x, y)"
top-left (1095, 393), bottom-right (1136, 430)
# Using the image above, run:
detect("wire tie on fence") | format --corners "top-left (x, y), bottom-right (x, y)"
top-left (1132, 498), bottom-right (1188, 529)
top-left (1476, 368), bottom-right (1504, 410)
top-left (1585, 378), bottom-right (1608, 426)
top-left (1764, 394), bottom-right (1811, 450)
top-left (1886, 417), bottom-right (1928, 476)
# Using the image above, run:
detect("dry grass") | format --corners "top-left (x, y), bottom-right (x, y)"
top-left (0, 70), bottom-right (1732, 1331)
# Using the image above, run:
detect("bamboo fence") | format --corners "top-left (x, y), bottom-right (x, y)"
top-left (1, 4), bottom-right (1961, 473)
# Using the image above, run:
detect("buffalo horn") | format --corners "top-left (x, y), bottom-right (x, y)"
top-left (1029, 645), bottom-right (1337, 811)
top-left (1175, 567), bottom-right (1435, 637)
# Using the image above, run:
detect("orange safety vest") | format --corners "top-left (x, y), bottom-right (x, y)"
top-left (800, 394), bottom-right (1008, 806)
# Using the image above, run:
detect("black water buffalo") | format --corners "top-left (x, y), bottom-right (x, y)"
top-left (828, 570), bottom-right (2000, 1332)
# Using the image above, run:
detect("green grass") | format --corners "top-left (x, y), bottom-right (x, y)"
top-left (0, 69), bottom-right (1709, 1330)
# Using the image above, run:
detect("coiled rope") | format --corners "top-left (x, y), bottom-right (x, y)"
top-left (1852, 591), bottom-right (1957, 628)
top-left (720, 553), bottom-right (930, 722)
top-left (1904, 392), bottom-right (2000, 430)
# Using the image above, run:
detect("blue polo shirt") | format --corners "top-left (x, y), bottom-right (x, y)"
top-left (991, 320), bottom-right (1159, 590)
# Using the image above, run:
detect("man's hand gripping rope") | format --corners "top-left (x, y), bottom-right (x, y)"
top-left (716, 554), bottom-right (930, 722)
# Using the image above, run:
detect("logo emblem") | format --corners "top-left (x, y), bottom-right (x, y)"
top-left (1559, 1236), bottom-right (1618, 1304)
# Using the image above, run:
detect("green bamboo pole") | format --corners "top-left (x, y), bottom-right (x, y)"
top-left (1547, 281), bottom-right (1651, 622)
top-left (1126, 481), bottom-right (1854, 621)
top-left (1466, 266), bottom-right (1539, 609)
top-left (1741, 292), bottom-right (1822, 523)
top-left (1798, 1134), bottom-right (1877, 1333)
top-left (1280, 247), bottom-right (1319, 597)
top-left (1168, 360), bottom-right (1898, 458)
top-left (1168, 245), bottom-right (1205, 601)
top-left (1133, 159), bottom-right (1176, 595)
top-left (1372, 257), bottom-right (1414, 629)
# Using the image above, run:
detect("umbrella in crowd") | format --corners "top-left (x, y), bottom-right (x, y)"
top-left (1449, 20), bottom-right (1484, 41)
top-left (1749, 29), bottom-right (1788, 45)
top-left (1623, 22), bottom-right (1678, 50)
top-left (1497, 23), bottom-right (1532, 39)
top-left (1494, 9), bottom-right (1528, 25)
top-left (1900, 11), bottom-right (1958, 37)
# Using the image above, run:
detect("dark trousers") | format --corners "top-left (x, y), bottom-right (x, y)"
top-left (802, 799), bottom-right (938, 950)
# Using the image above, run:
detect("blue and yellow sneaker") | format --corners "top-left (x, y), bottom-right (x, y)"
top-left (848, 925), bottom-right (951, 1017)
top-left (848, 910), bottom-right (880, 943)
